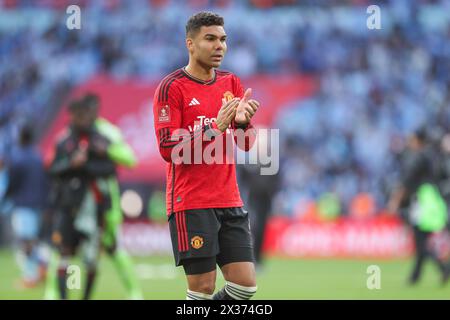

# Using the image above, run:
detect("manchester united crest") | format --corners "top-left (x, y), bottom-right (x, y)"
top-left (191, 236), bottom-right (204, 249)
top-left (223, 91), bottom-right (234, 102)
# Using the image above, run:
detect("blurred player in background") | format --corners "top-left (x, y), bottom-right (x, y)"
top-left (4, 125), bottom-right (49, 288)
top-left (0, 157), bottom-right (12, 219)
top-left (85, 93), bottom-right (142, 299)
top-left (47, 97), bottom-right (116, 299)
top-left (0, 158), bottom-right (6, 202)
top-left (45, 94), bottom-right (143, 299)
top-left (153, 12), bottom-right (260, 300)
top-left (389, 129), bottom-right (450, 285)
top-left (438, 133), bottom-right (450, 215)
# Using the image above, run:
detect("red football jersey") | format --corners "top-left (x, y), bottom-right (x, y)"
top-left (153, 67), bottom-right (256, 215)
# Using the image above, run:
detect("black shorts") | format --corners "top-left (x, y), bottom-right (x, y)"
top-left (168, 207), bottom-right (254, 274)
top-left (52, 208), bottom-right (85, 252)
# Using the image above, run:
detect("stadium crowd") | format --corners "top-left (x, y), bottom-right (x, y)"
top-left (1, 0), bottom-right (450, 218)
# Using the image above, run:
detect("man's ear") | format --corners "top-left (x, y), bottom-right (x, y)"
top-left (186, 38), bottom-right (194, 52)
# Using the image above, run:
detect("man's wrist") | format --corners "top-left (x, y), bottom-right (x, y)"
top-left (205, 122), bottom-right (223, 139)
top-left (214, 121), bottom-right (228, 132)
top-left (234, 121), bottom-right (250, 130)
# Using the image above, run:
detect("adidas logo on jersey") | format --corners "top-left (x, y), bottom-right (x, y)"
top-left (189, 98), bottom-right (200, 106)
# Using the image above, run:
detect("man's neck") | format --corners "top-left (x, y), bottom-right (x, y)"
top-left (185, 62), bottom-right (215, 81)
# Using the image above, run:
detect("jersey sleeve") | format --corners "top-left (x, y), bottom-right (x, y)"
top-left (153, 79), bottom-right (222, 163)
top-left (96, 118), bottom-right (137, 168)
top-left (231, 74), bottom-right (257, 152)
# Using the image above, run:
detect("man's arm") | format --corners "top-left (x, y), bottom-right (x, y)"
top-left (388, 186), bottom-right (406, 213)
top-left (49, 136), bottom-right (90, 176)
top-left (154, 81), bottom-right (238, 163)
top-left (107, 141), bottom-right (136, 168)
top-left (85, 158), bottom-right (116, 177)
top-left (388, 153), bottom-right (426, 213)
top-left (5, 157), bottom-right (22, 197)
top-left (48, 142), bottom-right (73, 176)
top-left (232, 77), bottom-right (258, 152)
top-left (95, 118), bottom-right (137, 168)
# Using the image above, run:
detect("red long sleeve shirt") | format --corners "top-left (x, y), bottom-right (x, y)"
top-left (153, 68), bottom-right (256, 215)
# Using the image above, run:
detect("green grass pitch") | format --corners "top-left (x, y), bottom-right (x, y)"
top-left (0, 249), bottom-right (449, 299)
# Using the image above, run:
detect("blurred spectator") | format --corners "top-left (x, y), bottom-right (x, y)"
top-left (238, 130), bottom-right (280, 270)
top-left (4, 125), bottom-right (49, 287)
top-left (388, 129), bottom-right (449, 285)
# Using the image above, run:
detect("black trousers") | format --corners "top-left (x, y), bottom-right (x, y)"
top-left (248, 194), bottom-right (271, 266)
top-left (410, 226), bottom-right (447, 283)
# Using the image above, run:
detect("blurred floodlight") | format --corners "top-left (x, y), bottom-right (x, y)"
top-left (121, 190), bottom-right (143, 218)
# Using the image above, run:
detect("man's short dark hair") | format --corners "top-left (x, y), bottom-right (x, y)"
top-left (414, 128), bottom-right (428, 143)
top-left (83, 93), bottom-right (100, 110)
top-left (186, 12), bottom-right (224, 37)
top-left (19, 124), bottom-right (34, 146)
top-left (68, 97), bottom-right (90, 113)
top-left (68, 93), bottom-right (100, 114)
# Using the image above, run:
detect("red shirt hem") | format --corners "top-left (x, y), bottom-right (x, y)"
top-left (166, 201), bottom-right (244, 215)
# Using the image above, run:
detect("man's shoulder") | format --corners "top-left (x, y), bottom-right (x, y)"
top-left (156, 69), bottom-right (185, 102)
top-left (157, 68), bottom-right (185, 87)
top-left (96, 118), bottom-right (121, 137)
top-left (215, 69), bottom-right (240, 86)
top-left (216, 68), bottom-right (234, 78)
top-left (158, 68), bottom-right (238, 85)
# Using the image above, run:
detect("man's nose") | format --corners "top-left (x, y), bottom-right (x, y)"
top-left (215, 40), bottom-right (224, 50)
